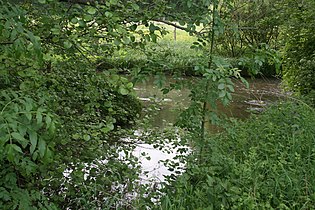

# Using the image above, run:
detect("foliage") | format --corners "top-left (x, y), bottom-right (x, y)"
top-left (282, 0), bottom-right (315, 95)
top-left (159, 101), bottom-right (315, 209)
top-left (217, 0), bottom-right (283, 55)
top-left (237, 43), bottom-right (281, 77)
top-left (0, 0), bottom-right (145, 209)
top-left (212, 0), bottom-right (284, 77)
top-left (0, 90), bottom-right (58, 209)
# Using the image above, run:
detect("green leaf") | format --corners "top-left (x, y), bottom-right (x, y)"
top-left (11, 144), bottom-right (23, 153)
top-left (51, 28), bottom-right (60, 35)
top-left (38, 139), bottom-right (46, 158)
top-left (11, 132), bottom-right (25, 142)
top-left (48, 121), bottom-right (56, 134)
top-left (219, 90), bottom-right (226, 98)
top-left (11, 29), bottom-right (17, 42)
top-left (101, 127), bottom-right (111, 133)
top-left (218, 83), bottom-right (225, 90)
top-left (126, 82), bottom-right (133, 89)
top-left (227, 85), bottom-right (235, 92)
top-left (131, 3), bottom-right (140, 10)
top-left (1, 134), bottom-right (10, 144)
top-left (6, 144), bottom-right (15, 162)
top-left (45, 115), bottom-right (52, 128)
top-left (38, 0), bottom-right (46, 3)
top-left (87, 7), bottom-right (97, 15)
top-left (43, 147), bottom-right (52, 162)
top-left (71, 18), bottom-right (78, 24)
top-left (150, 33), bottom-right (157, 42)
top-left (119, 87), bottom-right (129, 95)
top-left (179, 20), bottom-right (186, 26)
top-left (29, 131), bottom-right (37, 154)
top-left (105, 12), bottom-right (113, 17)
top-left (130, 35), bottom-right (135, 42)
top-left (0, 188), bottom-right (10, 201)
top-left (72, 134), bottom-right (80, 140)
top-left (222, 97), bottom-right (229, 106)
top-left (241, 77), bottom-right (249, 89)
top-left (114, 39), bottom-right (121, 46)
top-left (226, 92), bottom-right (232, 100)
top-left (122, 37), bottom-right (131, 45)
top-left (107, 123), bottom-right (114, 131)
top-left (149, 24), bottom-right (158, 33)
top-left (63, 41), bottom-right (72, 49)
top-left (36, 110), bottom-right (42, 125)
top-left (32, 151), bottom-right (38, 161)
top-left (25, 112), bottom-right (32, 121)
top-left (212, 75), bottom-right (217, 81)
top-left (130, 24), bottom-right (137, 31)
top-left (110, 0), bottom-right (118, 5)
top-left (83, 134), bottom-right (90, 141)
top-left (84, 14), bottom-right (93, 21)
top-left (18, 126), bottom-right (27, 137)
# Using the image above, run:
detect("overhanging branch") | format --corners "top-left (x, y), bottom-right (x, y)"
top-left (152, 19), bottom-right (188, 32)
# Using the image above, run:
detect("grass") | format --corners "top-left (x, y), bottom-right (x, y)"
top-left (95, 22), bottom-right (208, 76)
top-left (154, 22), bottom-right (197, 43)
top-left (98, 39), bottom-right (206, 76)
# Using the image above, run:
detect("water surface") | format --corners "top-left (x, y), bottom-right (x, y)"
top-left (132, 76), bottom-right (284, 184)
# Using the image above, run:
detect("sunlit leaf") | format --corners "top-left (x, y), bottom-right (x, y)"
top-left (119, 87), bottom-right (129, 95)
top-left (87, 7), bottom-right (96, 15)
top-left (83, 134), bottom-right (90, 141)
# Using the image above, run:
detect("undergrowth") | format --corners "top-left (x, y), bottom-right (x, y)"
top-left (159, 100), bottom-right (315, 209)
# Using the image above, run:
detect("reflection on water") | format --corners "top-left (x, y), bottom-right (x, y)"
top-left (134, 143), bottom-right (188, 183)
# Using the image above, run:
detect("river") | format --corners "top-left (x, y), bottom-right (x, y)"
top-left (135, 76), bottom-right (283, 127)
top-left (132, 76), bottom-right (284, 185)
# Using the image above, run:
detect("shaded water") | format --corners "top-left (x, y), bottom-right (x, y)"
top-left (133, 76), bottom-right (284, 184)
top-left (135, 76), bottom-right (283, 127)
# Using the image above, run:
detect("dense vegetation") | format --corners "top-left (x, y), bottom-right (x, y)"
top-left (160, 101), bottom-right (315, 209)
top-left (0, 0), bottom-right (314, 209)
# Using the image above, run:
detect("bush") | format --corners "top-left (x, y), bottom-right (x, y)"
top-left (0, 90), bottom-right (58, 209)
top-left (283, 55), bottom-right (315, 94)
top-left (0, 55), bottom-right (143, 209)
top-left (282, 0), bottom-right (315, 94)
top-left (160, 101), bottom-right (315, 209)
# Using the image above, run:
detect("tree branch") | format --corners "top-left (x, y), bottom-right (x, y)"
top-left (152, 19), bottom-right (188, 32)
top-left (0, 42), bottom-right (14, 45)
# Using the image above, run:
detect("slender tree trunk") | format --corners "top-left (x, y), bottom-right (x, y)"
top-left (199, 2), bottom-right (217, 161)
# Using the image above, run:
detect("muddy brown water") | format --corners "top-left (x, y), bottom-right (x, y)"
top-left (135, 76), bottom-right (283, 127)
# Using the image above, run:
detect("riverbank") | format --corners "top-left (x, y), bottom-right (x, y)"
top-left (157, 100), bottom-right (315, 209)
